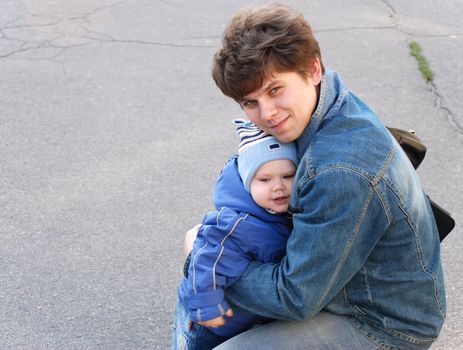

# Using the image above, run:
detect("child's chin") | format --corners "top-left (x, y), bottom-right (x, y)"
top-left (272, 207), bottom-right (288, 214)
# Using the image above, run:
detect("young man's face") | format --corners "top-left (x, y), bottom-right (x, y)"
top-left (239, 61), bottom-right (322, 143)
top-left (250, 159), bottom-right (296, 213)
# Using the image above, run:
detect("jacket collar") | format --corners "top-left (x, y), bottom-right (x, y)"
top-left (296, 69), bottom-right (346, 159)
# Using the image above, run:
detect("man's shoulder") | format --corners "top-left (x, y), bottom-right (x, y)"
top-left (301, 118), bottom-right (394, 179)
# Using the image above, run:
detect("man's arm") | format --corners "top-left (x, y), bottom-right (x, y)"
top-left (224, 169), bottom-right (388, 320)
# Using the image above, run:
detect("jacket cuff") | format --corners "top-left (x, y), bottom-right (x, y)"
top-left (181, 288), bottom-right (230, 322)
top-left (190, 300), bottom-right (231, 323)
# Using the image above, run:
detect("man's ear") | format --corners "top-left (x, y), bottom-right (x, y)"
top-left (308, 58), bottom-right (322, 85)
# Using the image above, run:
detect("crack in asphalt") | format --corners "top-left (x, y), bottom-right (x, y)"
top-left (3, 19), bottom-right (64, 31)
top-left (0, 33), bottom-right (72, 60)
top-left (0, 0), bottom-right (214, 61)
top-left (83, 35), bottom-right (216, 48)
top-left (430, 83), bottom-right (463, 134)
top-left (381, 0), bottom-right (396, 15)
top-left (379, 0), bottom-right (462, 136)
top-left (1, 0), bottom-right (461, 137)
top-left (20, 0), bottom-right (130, 22)
top-left (0, 0), bottom-right (120, 59)
top-left (316, 25), bottom-right (396, 33)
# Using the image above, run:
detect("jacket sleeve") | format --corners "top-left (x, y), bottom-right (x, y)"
top-left (224, 169), bottom-right (389, 320)
top-left (178, 208), bottom-right (254, 322)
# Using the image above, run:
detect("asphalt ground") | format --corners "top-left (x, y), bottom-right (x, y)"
top-left (1, 1), bottom-right (462, 349)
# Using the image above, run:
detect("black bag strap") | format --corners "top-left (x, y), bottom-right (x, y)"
top-left (387, 127), bottom-right (455, 241)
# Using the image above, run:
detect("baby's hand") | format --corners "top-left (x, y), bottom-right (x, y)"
top-left (198, 308), bottom-right (234, 328)
top-left (184, 224), bottom-right (201, 255)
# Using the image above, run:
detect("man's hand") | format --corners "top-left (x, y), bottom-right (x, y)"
top-left (198, 308), bottom-right (234, 328)
top-left (184, 224), bottom-right (201, 256)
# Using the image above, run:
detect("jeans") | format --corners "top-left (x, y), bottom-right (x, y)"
top-left (172, 300), bottom-right (230, 350)
top-left (173, 299), bottom-right (377, 350)
top-left (214, 311), bottom-right (382, 350)
top-left (173, 299), bottom-right (433, 349)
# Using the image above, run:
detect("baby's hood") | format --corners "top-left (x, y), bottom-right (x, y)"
top-left (214, 155), bottom-right (289, 225)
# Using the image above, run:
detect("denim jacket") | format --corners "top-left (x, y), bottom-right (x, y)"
top-left (225, 70), bottom-right (446, 348)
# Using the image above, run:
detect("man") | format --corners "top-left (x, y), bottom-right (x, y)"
top-left (186, 4), bottom-right (445, 349)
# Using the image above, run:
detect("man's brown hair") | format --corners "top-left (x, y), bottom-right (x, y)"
top-left (212, 3), bottom-right (324, 101)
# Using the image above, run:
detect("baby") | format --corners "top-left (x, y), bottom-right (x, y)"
top-left (173, 120), bottom-right (298, 350)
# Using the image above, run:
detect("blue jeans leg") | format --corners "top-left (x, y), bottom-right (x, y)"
top-left (212, 311), bottom-right (379, 350)
top-left (172, 299), bottom-right (230, 350)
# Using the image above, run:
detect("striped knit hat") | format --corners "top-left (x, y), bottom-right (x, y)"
top-left (234, 119), bottom-right (298, 192)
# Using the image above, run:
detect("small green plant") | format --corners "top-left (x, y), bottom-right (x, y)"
top-left (409, 41), bottom-right (433, 82)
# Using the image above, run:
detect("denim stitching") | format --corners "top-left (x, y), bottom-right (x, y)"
top-left (372, 180), bottom-right (393, 225)
top-left (348, 317), bottom-right (397, 349)
top-left (314, 181), bottom-right (374, 311)
top-left (384, 179), bottom-right (445, 317)
top-left (347, 317), bottom-right (385, 349)
top-left (397, 196), bottom-right (446, 318)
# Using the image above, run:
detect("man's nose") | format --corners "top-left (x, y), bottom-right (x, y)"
top-left (260, 99), bottom-right (277, 121)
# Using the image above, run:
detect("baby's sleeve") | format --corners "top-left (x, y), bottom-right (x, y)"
top-left (178, 208), bottom-right (253, 322)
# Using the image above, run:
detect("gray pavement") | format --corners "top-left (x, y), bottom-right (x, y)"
top-left (1, 0), bottom-right (461, 349)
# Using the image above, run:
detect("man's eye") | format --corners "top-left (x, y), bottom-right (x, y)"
top-left (243, 100), bottom-right (256, 108)
top-left (270, 87), bottom-right (280, 94)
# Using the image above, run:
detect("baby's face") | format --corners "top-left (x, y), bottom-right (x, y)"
top-left (249, 159), bottom-right (296, 213)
